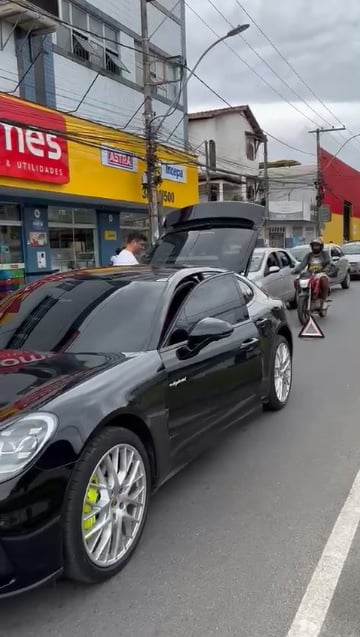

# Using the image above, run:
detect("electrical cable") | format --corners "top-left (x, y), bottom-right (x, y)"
top-left (206, 0), bottom-right (338, 130)
top-left (185, 2), bottom-right (322, 128)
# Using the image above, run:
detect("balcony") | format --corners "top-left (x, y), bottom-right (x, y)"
top-left (0, 0), bottom-right (58, 35)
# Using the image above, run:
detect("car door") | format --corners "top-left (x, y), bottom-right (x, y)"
top-left (159, 272), bottom-right (263, 467)
top-left (261, 251), bottom-right (283, 299)
top-left (276, 250), bottom-right (295, 302)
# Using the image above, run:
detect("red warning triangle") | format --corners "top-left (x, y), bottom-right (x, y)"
top-left (298, 315), bottom-right (325, 338)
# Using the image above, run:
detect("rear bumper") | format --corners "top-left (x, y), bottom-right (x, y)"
top-left (349, 263), bottom-right (360, 275)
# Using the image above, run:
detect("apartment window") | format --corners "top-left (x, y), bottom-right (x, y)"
top-left (57, 0), bottom-right (125, 77)
top-left (246, 135), bottom-right (256, 161)
top-left (135, 43), bottom-right (178, 100)
top-left (247, 180), bottom-right (256, 201)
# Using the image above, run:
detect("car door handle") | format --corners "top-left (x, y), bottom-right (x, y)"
top-left (255, 318), bottom-right (268, 328)
top-left (240, 337), bottom-right (259, 351)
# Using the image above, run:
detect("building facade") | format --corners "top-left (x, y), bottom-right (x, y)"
top-left (0, 94), bottom-right (198, 286)
top-left (188, 106), bottom-right (264, 203)
top-left (0, 0), bottom-right (187, 145)
top-left (321, 148), bottom-right (360, 244)
top-left (264, 163), bottom-right (317, 247)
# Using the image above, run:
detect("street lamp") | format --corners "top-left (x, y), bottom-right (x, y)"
top-left (153, 24), bottom-right (250, 134)
top-left (145, 22), bottom-right (250, 245)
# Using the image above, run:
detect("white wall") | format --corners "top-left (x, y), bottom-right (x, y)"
top-left (84, 0), bottom-right (182, 56)
top-left (0, 22), bottom-right (19, 93)
top-left (189, 113), bottom-right (259, 178)
top-left (53, 53), bottom-right (185, 139)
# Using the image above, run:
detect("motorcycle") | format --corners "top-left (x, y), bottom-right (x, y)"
top-left (294, 271), bottom-right (330, 325)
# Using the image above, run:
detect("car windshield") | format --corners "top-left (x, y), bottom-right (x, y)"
top-left (0, 275), bottom-right (165, 353)
top-left (249, 251), bottom-right (265, 272)
top-left (290, 246), bottom-right (309, 261)
top-left (342, 244), bottom-right (360, 255)
top-left (149, 227), bottom-right (254, 271)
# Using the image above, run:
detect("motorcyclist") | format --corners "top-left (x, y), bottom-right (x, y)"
top-left (292, 238), bottom-right (331, 309)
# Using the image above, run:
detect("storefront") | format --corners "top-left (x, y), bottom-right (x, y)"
top-left (0, 94), bottom-right (198, 281)
top-left (320, 148), bottom-right (360, 243)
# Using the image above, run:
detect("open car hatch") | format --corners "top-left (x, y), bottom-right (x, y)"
top-left (148, 201), bottom-right (265, 276)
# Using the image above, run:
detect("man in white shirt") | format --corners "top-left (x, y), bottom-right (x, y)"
top-left (112, 231), bottom-right (147, 265)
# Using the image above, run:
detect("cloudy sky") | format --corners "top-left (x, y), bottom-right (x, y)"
top-left (185, 0), bottom-right (360, 169)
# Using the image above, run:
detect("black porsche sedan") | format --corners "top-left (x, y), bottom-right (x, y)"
top-left (0, 203), bottom-right (293, 597)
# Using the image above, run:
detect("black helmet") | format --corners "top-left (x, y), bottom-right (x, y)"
top-left (310, 237), bottom-right (324, 249)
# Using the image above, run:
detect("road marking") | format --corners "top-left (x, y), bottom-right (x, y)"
top-left (286, 467), bottom-right (360, 637)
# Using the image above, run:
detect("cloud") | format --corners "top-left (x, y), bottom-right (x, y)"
top-left (185, 0), bottom-right (360, 169)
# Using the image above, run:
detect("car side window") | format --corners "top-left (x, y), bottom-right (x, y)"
top-left (278, 251), bottom-right (291, 268)
top-left (331, 246), bottom-right (342, 259)
top-left (167, 274), bottom-right (248, 346)
top-left (235, 277), bottom-right (254, 304)
top-left (265, 252), bottom-right (278, 275)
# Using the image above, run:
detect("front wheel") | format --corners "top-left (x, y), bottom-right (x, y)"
top-left (63, 427), bottom-right (150, 584)
top-left (263, 335), bottom-right (292, 411)
top-left (341, 271), bottom-right (351, 289)
top-left (296, 294), bottom-right (310, 325)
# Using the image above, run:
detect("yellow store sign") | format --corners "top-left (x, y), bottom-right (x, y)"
top-left (0, 95), bottom-right (199, 209)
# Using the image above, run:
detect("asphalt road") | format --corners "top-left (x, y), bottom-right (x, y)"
top-left (2, 282), bottom-right (360, 637)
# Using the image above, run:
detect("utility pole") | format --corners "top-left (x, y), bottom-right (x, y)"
top-left (204, 140), bottom-right (211, 201)
top-left (263, 135), bottom-right (269, 243)
top-left (309, 126), bottom-right (346, 235)
top-left (140, 0), bottom-right (161, 244)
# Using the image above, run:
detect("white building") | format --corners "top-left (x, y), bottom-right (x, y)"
top-left (188, 106), bottom-right (265, 203)
top-left (263, 163), bottom-right (317, 247)
top-left (0, 0), bottom-right (187, 145)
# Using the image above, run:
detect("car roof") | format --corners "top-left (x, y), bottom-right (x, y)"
top-left (254, 247), bottom-right (288, 253)
top-left (32, 265), bottom-right (226, 286)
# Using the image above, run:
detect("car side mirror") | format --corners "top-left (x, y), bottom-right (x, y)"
top-left (177, 317), bottom-right (234, 359)
top-left (267, 265), bottom-right (280, 275)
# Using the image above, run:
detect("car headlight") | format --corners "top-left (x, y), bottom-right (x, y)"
top-left (0, 413), bottom-right (58, 481)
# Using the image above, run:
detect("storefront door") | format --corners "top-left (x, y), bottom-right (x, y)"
top-left (48, 206), bottom-right (98, 271)
top-left (0, 204), bottom-right (24, 264)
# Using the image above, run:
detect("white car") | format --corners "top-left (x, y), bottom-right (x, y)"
top-left (342, 241), bottom-right (360, 277)
top-left (248, 247), bottom-right (298, 306)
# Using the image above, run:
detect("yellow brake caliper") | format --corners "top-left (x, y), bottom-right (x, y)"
top-left (83, 474), bottom-right (99, 531)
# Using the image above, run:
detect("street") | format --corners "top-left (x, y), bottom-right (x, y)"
top-left (1, 282), bottom-right (360, 637)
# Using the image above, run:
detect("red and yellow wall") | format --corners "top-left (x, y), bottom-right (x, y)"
top-left (321, 148), bottom-right (360, 243)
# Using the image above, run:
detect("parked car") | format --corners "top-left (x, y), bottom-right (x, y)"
top-left (0, 202), bottom-right (293, 596)
top-left (289, 243), bottom-right (351, 289)
top-left (247, 247), bottom-right (298, 307)
top-left (342, 241), bottom-right (360, 277)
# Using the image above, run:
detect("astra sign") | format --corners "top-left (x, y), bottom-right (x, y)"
top-left (0, 96), bottom-right (69, 184)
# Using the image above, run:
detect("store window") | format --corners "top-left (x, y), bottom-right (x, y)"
top-left (120, 211), bottom-right (150, 243)
top-left (48, 206), bottom-right (97, 271)
top-left (0, 204), bottom-right (23, 264)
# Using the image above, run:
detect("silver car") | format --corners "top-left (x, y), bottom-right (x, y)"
top-left (248, 247), bottom-right (298, 306)
top-left (342, 241), bottom-right (360, 277)
top-left (290, 243), bottom-right (351, 289)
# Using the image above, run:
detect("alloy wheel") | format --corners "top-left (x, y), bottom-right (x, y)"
top-left (273, 342), bottom-right (292, 404)
top-left (82, 444), bottom-right (147, 567)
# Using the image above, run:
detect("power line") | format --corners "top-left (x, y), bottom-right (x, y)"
top-left (185, 2), bottom-right (322, 128)
top-left (232, 0), bottom-right (347, 129)
top-left (232, 0), bottom-right (360, 152)
top-left (206, 0), bottom-right (338, 130)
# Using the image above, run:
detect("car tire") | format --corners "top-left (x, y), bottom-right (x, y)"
top-left (263, 335), bottom-right (292, 411)
top-left (341, 271), bottom-right (351, 289)
top-left (63, 426), bottom-right (150, 584)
